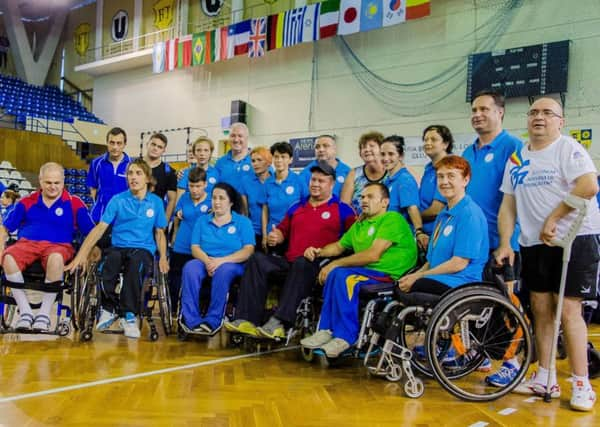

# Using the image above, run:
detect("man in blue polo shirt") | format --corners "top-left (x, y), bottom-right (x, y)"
top-left (214, 122), bottom-right (252, 191)
top-left (87, 127), bottom-right (131, 223)
top-left (0, 162), bottom-right (95, 332)
top-left (298, 135), bottom-right (351, 198)
top-left (462, 89), bottom-right (523, 383)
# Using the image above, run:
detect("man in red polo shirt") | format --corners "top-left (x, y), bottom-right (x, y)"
top-left (225, 161), bottom-right (356, 340)
top-left (0, 162), bottom-right (95, 332)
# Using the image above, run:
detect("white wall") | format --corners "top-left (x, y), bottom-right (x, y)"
top-left (91, 0), bottom-right (600, 168)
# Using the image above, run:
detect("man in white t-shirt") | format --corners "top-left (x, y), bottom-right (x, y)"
top-left (496, 97), bottom-right (600, 412)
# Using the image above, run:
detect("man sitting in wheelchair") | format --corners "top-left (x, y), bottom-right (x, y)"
top-left (300, 182), bottom-right (417, 357)
top-left (0, 162), bottom-right (95, 332)
top-left (66, 158), bottom-right (169, 339)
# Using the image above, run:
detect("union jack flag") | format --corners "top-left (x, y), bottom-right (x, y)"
top-left (249, 17), bottom-right (267, 58)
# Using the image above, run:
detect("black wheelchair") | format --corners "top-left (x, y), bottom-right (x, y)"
top-left (0, 261), bottom-right (78, 337)
top-left (75, 256), bottom-right (172, 342)
top-left (364, 281), bottom-right (533, 401)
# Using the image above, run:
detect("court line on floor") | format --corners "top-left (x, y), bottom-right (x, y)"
top-left (0, 346), bottom-right (297, 403)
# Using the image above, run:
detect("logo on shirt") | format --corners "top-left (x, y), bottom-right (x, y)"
top-left (55, 207), bottom-right (64, 216)
top-left (242, 164), bottom-right (250, 171)
top-left (484, 153), bottom-right (494, 163)
top-left (285, 186), bottom-right (295, 195)
top-left (508, 150), bottom-right (530, 189)
top-left (208, 177), bottom-right (216, 184)
top-left (337, 176), bottom-right (345, 183)
top-left (367, 226), bottom-right (375, 236)
top-left (443, 225), bottom-right (453, 237)
top-left (321, 211), bottom-right (331, 220)
top-left (227, 225), bottom-right (236, 234)
top-left (200, 205), bottom-right (208, 213)
top-left (146, 208), bottom-right (155, 218)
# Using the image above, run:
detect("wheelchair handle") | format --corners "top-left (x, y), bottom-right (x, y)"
top-left (550, 194), bottom-right (588, 256)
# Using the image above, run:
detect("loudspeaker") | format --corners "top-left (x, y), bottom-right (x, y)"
top-left (230, 100), bottom-right (247, 124)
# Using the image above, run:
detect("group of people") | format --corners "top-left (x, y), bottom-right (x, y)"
top-left (0, 91), bottom-right (598, 412)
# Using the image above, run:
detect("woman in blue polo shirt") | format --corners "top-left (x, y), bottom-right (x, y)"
top-left (398, 155), bottom-right (488, 295)
top-left (380, 135), bottom-right (427, 249)
top-left (419, 124), bottom-right (453, 237)
top-left (176, 137), bottom-right (220, 202)
top-left (240, 146), bottom-right (272, 249)
top-left (180, 183), bottom-right (254, 333)
top-left (262, 142), bottom-right (302, 250)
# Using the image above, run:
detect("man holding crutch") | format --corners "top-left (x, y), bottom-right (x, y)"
top-left (495, 97), bottom-right (600, 411)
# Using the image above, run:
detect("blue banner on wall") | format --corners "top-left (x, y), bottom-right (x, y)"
top-left (290, 136), bottom-right (317, 168)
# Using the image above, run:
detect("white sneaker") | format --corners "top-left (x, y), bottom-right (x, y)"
top-left (570, 381), bottom-right (596, 412)
top-left (513, 372), bottom-right (560, 398)
top-left (121, 314), bottom-right (141, 339)
top-left (300, 329), bottom-right (333, 349)
top-left (96, 309), bottom-right (118, 331)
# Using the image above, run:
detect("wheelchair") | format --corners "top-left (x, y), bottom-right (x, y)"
top-left (364, 281), bottom-right (533, 401)
top-left (0, 261), bottom-right (78, 337)
top-left (76, 256), bottom-right (172, 342)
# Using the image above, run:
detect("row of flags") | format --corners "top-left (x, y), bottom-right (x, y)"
top-left (153, 0), bottom-right (431, 73)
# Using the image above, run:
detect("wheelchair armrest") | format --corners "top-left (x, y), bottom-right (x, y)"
top-left (393, 288), bottom-right (441, 307)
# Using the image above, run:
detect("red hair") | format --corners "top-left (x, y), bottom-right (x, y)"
top-left (251, 146), bottom-right (272, 164)
top-left (434, 155), bottom-right (471, 179)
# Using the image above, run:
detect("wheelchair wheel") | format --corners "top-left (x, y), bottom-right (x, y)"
top-left (589, 344), bottom-right (600, 379)
top-left (426, 286), bottom-right (532, 402)
top-left (156, 273), bottom-right (172, 336)
top-left (404, 378), bottom-right (424, 398)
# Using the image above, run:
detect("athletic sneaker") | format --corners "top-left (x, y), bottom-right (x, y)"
top-left (121, 312), bottom-right (141, 339)
top-left (570, 381), bottom-right (596, 412)
top-left (96, 308), bottom-right (118, 331)
top-left (256, 316), bottom-right (286, 340)
top-left (485, 361), bottom-right (519, 387)
top-left (300, 329), bottom-right (333, 349)
top-left (320, 337), bottom-right (351, 358)
top-left (477, 358), bottom-right (492, 373)
top-left (513, 372), bottom-right (560, 398)
top-left (224, 319), bottom-right (258, 336)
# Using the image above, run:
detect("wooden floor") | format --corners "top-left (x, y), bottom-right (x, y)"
top-left (0, 322), bottom-right (599, 426)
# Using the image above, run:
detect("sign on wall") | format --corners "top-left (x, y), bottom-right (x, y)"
top-left (201, 0), bottom-right (225, 17)
top-left (153, 0), bottom-right (175, 30)
top-left (290, 137), bottom-right (317, 168)
top-left (112, 10), bottom-right (129, 41)
top-left (74, 23), bottom-right (91, 56)
top-left (570, 128), bottom-right (592, 150)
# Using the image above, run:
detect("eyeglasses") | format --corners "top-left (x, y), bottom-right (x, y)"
top-left (526, 109), bottom-right (563, 119)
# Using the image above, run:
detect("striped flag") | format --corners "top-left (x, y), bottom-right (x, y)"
top-left (406, 0), bottom-right (430, 20)
top-left (177, 35), bottom-right (192, 68)
top-left (319, 0), bottom-right (340, 39)
top-left (301, 3), bottom-right (321, 43)
top-left (152, 41), bottom-right (165, 73)
top-left (283, 7), bottom-right (306, 47)
top-left (165, 38), bottom-right (178, 71)
top-left (267, 13), bottom-right (284, 51)
top-left (249, 17), bottom-right (267, 58)
top-left (214, 26), bottom-right (229, 61)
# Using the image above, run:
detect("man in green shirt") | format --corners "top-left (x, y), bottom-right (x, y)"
top-left (301, 183), bottom-right (417, 357)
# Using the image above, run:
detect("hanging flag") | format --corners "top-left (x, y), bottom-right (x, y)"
top-left (383, 0), bottom-right (406, 27)
top-left (192, 32), bottom-right (206, 65)
top-left (283, 7), bottom-right (306, 47)
top-left (406, 0), bottom-right (430, 20)
top-left (178, 35), bottom-right (192, 68)
top-left (301, 3), bottom-right (321, 43)
top-left (319, 0), bottom-right (340, 39)
top-left (215, 26), bottom-right (229, 61)
top-left (204, 30), bottom-right (214, 63)
top-left (152, 41), bottom-right (165, 73)
top-left (338, 0), bottom-right (361, 35)
top-left (165, 38), bottom-right (178, 71)
top-left (227, 20), bottom-right (251, 58)
top-left (249, 17), bottom-right (267, 58)
top-left (267, 13), bottom-right (285, 51)
top-left (360, 0), bottom-right (382, 32)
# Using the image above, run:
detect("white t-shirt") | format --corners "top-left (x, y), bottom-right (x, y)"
top-left (500, 134), bottom-right (600, 247)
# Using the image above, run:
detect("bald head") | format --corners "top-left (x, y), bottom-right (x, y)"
top-left (39, 162), bottom-right (65, 201)
top-left (39, 162), bottom-right (64, 180)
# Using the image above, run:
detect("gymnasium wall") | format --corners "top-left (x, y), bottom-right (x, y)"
top-left (84, 0), bottom-right (600, 167)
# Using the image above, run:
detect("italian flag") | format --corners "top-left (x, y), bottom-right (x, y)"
top-left (319, 0), bottom-right (340, 39)
top-left (165, 38), bottom-right (178, 71)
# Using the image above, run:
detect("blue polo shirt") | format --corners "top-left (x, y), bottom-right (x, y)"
top-left (597, 176), bottom-right (600, 206)
top-left (177, 165), bottom-right (219, 196)
top-left (425, 195), bottom-right (489, 288)
top-left (264, 172), bottom-right (303, 231)
top-left (463, 130), bottom-right (522, 250)
top-left (87, 152), bottom-right (131, 222)
top-left (419, 161), bottom-right (446, 234)
top-left (214, 151), bottom-right (253, 191)
top-left (101, 190), bottom-right (167, 254)
top-left (4, 190), bottom-right (94, 243)
top-left (190, 211), bottom-right (254, 257)
top-left (385, 167), bottom-right (420, 223)
top-left (298, 159), bottom-right (351, 198)
top-left (239, 173), bottom-right (268, 235)
top-left (173, 192), bottom-right (211, 255)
